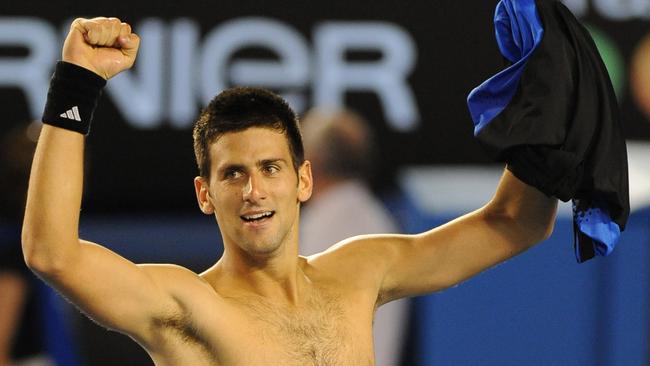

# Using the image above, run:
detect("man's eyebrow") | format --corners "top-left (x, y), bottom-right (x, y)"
top-left (216, 159), bottom-right (286, 174)
top-left (217, 163), bottom-right (245, 174)
top-left (258, 158), bottom-right (287, 166)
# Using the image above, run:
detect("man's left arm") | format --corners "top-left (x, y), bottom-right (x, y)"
top-left (374, 168), bottom-right (557, 304)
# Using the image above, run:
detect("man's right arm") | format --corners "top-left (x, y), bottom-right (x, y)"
top-left (21, 18), bottom-right (183, 345)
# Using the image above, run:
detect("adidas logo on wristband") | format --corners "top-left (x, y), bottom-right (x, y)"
top-left (59, 106), bottom-right (82, 122)
top-left (42, 61), bottom-right (106, 135)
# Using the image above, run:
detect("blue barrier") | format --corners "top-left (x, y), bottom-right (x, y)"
top-left (412, 209), bottom-right (650, 366)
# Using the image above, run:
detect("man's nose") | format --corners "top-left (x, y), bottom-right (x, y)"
top-left (242, 173), bottom-right (267, 202)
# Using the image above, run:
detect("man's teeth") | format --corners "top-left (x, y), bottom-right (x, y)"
top-left (243, 211), bottom-right (274, 221)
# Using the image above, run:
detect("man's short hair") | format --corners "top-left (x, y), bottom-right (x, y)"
top-left (193, 87), bottom-right (304, 179)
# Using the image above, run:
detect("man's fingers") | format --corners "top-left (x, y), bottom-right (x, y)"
top-left (63, 17), bottom-right (139, 79)
top-left (73, 17), bottom-right (127, 47)
top-left (100, 18), bottom-right (121, 46)
top-left (118, 22), bottom-right (131, 38)
top-left (115, 23), bottom-right (133, 47)
top-left (119, 33), bottom-right (140, 66)
top-left (107, 18), bottom-right (122, 46)
top-left (120, 33), bottom-right (140, 50)
top-left (70, 18), bottom-right (90, 43)
top-left (74, 18), bottom-right (100, 45)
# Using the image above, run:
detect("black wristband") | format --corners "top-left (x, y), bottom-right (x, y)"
top-left (41, 61), bottom-right (107, 135)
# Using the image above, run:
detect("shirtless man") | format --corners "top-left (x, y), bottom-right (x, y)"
top-left (22, 18), bottom-right (557, 365)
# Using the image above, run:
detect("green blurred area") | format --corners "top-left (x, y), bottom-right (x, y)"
top-left (586, 23), bottom-right (625, 100)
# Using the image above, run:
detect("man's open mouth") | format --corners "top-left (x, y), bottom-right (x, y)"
top-left (241, 211), bottom-right (275, 222)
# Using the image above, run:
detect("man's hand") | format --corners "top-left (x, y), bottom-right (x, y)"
top-left (62, 17), bottom-right (140, 80)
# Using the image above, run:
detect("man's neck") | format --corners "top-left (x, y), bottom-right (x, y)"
top-left (206, 243), bottom-right (309, 306)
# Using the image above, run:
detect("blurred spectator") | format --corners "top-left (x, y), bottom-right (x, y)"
top-left (300, 107), bottom-right (408, 366)
top-left (0, 122), bottom-right (52, 366)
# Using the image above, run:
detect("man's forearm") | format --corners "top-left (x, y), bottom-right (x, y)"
top-left (22, 125), bottom-right (85, 272)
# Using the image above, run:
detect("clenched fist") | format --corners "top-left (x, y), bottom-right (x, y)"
top-left (62, 17), bottom-right (140, 80)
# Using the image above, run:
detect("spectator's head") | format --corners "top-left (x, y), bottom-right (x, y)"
top-left (301, 107), bottom-right (376, 184)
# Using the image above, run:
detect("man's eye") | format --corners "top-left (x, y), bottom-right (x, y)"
top-left (224, 170), bottom-right (242, 179)
top-left (264, 165), bottom-right (280, 174)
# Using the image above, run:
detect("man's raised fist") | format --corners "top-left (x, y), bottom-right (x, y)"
top-left (62, 17), bottom-right (140, 80)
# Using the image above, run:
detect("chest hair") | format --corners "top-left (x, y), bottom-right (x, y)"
top-left (230, 290), bottom-right (351, 365)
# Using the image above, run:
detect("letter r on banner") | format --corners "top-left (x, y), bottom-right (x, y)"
top-left (314, 22), bottom-right (420, 132)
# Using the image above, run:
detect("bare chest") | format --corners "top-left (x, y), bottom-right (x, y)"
top-left (232, 293), bottom-right (367, 365)
top-left (153, 290), bottom-right (375, 366)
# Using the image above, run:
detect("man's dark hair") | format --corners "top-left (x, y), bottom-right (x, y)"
top-left (193, 87), bottom-right (304, 179)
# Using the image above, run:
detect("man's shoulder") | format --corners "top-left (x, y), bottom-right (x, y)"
top-left (137, 263), bottom-right (216, 298)
top-left (303, 234), bottom-right (405, 288)
top-left (306, 233), bottom-right (403, 259)
top-left (138, 262), bottom-right (199, 277)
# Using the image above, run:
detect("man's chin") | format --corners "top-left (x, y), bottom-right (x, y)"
top-left (242, 239), bottom-right (283, 257)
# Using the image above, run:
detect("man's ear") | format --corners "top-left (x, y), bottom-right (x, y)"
top-left (297, 160), bottom-right (313, 203)
top-left (194, 176), bottom-right (215, 214)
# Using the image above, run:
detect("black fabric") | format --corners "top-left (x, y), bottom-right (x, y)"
top-left (475, 0), bottom-right (629, 262)
top-left (42, 61), bottom-right (106, 135)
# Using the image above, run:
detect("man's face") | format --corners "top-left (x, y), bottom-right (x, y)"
top-left (194, 127), bottom-right (312, 257)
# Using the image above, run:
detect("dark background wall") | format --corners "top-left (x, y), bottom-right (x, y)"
top-left (1, 0), bottom-right (649, 213)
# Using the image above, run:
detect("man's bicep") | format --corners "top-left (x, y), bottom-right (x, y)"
top-left (381, 170), bottom-right (559, 304)
top-left (379, 209), bottom-right (526, 303)
top-left (40, 239), bottom-right (180, 341)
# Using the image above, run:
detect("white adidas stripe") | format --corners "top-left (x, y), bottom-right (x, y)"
top-left (71, 106), bottom-right (81, 121)
top-left (59, 106), bottom-right (82, 122)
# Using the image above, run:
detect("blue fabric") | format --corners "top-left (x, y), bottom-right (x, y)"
top-left (40, 283), bottom-right (82, 366)
top-left (467, 0), bottom-right (544, 134)
top-left (573, 202), bottom-right (621, 261)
